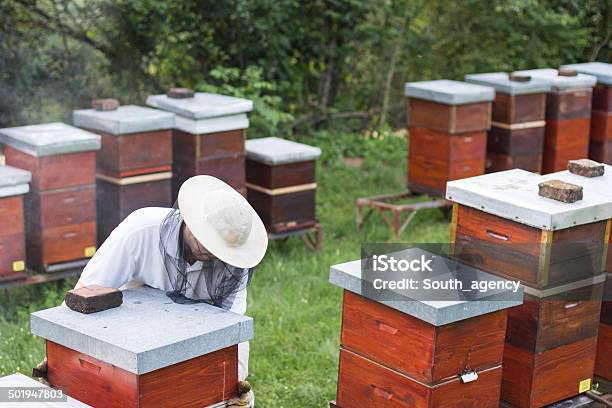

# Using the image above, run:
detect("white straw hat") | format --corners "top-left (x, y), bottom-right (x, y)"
top-left (178, 175), bottom-right (268, 269)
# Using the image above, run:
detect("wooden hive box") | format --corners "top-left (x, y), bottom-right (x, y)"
top-left (447, 169), bottom-right (612, 289)
top-left (0, 123), bottom-right (101, 271)
top-left (0, 165), bottom-right (31, 282)
top-left (562, 62), bottom-right (612, 165)
top-left (31, 286), bottom-right (254, 408)
top-left (245, 137), bottom-right (321, 233)
top-left (147, 92), bottom-right (252, 199)
top-left (514, 69), bottom-right (597, 173)
top-left (404, 80), bottom-right (494, 196)
top-left (546, 162), bottom-right (612, 381)
top-left (329, 249), bottom-right (523, 407)
top-left (502, 276), bottom-right (604, 407)
top-left (0, 373), bottom-right (91, 407)
top-left (465, 72), bottom-right (551, 173)
top-left (73, 105), bottom-right (175, 243)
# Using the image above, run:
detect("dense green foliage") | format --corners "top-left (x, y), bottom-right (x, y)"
top-left (1, 0), bottom-right (610, 134)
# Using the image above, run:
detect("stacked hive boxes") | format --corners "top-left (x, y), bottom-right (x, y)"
top-left (73, 104), bottom-right (175, 243)
top-left (404, 80), bottom-right (494, 197)
top-left (0, 123), bottom-right (100, 272)
top-left (329, 249), bottom-right (522, 407)
top-left (465, 72), bottom-right (550, 173)
top-left (447, 169), bottom-right (612, 407)
top-left (245, 137), bottom-right (321, 233)
top-left (147, 91), bottom-right (253, 198)
top-left (31, 287), bottom-right (253, 408)
top-left (544, 162), bottom-right (612, 381)
top-left (514, 69), bottom-right (597, 173)
top-left (562, 62), bottom-right (612, 164)
top-left (0, 166), bottom-right (31, 281)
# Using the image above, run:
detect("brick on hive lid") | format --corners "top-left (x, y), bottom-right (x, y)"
top-left (92, 98), bottom-right (120, 111)
top-left (64, 285), bottom-right (123, 314)
top-left (508, 72), bottom-right (531, 82)
top-left (538, 179), bottom-right (583, 203)
top-left (568, 159), bottom-right (605, 178)
top-left (558, 67), bottom-right (578, 77)
top-left (167, 87), bottom-right (195, 99)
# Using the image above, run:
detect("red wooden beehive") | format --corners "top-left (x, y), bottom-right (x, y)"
top-left (245, 137), bottom-right (321, 233)
top-left (404, 79), bottom-right (493, 197)
top-left (74, 104), bottom-right (175, 243)
top-left (31, 286), bottom-right (254, 408)
top-left (465, 72), bottom-right (550, 173)
top-left (329, 250), bottom-right (522, 407)
top-left (447, 169), bottom-right (612, 407)
top-left (0, 165), bottom-right (31, 281)
top-left (513, 69), bottom-right (597, 173)
top-left (147, 92), bottom-right (253, 199)
top-left (0, 123), bottom-right (101, 272)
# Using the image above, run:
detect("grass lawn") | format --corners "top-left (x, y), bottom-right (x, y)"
top-left (0, 130), bottom-right (451, 407)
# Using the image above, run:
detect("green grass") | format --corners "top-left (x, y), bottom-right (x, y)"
top-left (0, 130), bottom-right (450, 407)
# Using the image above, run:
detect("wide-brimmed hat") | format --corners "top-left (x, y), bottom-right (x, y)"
top-left (178, 175), bottom-right (268, 269)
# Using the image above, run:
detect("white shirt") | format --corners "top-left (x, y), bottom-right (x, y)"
top-left (79, 207), bottom-right (250, 379)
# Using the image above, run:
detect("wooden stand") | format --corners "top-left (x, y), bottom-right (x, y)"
top-left (268, 221), bottom-right (323, 251)
top-left (356, 190), bottom-right (450, 237)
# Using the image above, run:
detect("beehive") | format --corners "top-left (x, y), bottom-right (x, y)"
top-left (31, 286), bottom-right (253, 408)
top-left (562, 62), bottom-right (612, 164)
top-left (447, 169), bottom-right (612, 406)
top-left (0, 123), bottom-right (100, 271)
top-left (147, 92), bottom-right (253, 198)
top-left (73, 105), bottom-right (174, 242)
top-left (404, 80), bottom-right (494, 196)
top-left (0, 165), bottom-right (31, 281)
top-left (245, 137), bottom-right (321, 233)
top-left (465, 72), bottom-right (550, 173)
top-left (513, 69), bottom-right (597, 173)
top-left (329, 249), bottom-right (523, 407)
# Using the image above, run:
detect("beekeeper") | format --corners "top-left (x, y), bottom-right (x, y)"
top-left (36, 175), bottom-right (267, 407)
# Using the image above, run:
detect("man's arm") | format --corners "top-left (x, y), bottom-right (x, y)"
top-left (76, 231), bottom-right (137, 289)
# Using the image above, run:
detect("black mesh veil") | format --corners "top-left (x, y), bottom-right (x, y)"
top-left (158, 203), bottom-right (254, 309)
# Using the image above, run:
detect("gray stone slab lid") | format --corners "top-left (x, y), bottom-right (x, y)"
top-left (0, 165), bottom-right (31, 198)
top-left (245, 137), bottom-right (322, 165)
top-left (446, 169), bottom-right (612, 231)
top-left (0, 373), bottom-right (92, 407)
top-left (146, 92), bottom-right (253, 119)
top-left (73, 105), bottom-right (174, 135)
top-left (329, 248), bottom-right (523, 326)
top-left (561, 62), bottom-right (612, 86)
top-left (512, 68), bottom-right (597, 92)
top-left (464, 72), bottom-right (551, 95)
top-left (0, 122), bottom-right (101, 157)
top-left (31, 286), bottom-right (254, 375)
top-left (404, 79), bottom-right (495, 105)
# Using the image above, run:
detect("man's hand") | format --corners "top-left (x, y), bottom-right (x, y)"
top-left (227, 380), bottom-right (254, 407)
top-left (32, 357), bottom-right (49, 385)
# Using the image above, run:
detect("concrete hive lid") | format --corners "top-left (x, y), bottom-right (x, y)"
top-left (464, 72), bottom-right (551, 95)
top-left (146, 92), bottom-right (253, 120)
top-left (561, 62), bottom-right (612, 86)
top-left (403, 79), bottom-right (495, 105)
top-left (245, 137), bottom-right (322, 165)
top-left (0, 122), bottom-right (101, 157)
top-left (31, 286), bottom-right (254, 375)
top-left (329, 247), bottom-right (523, 326)
top-left (0, 373), bottom-right (92, 407)
top-left (512, 68), bottom-right (597, 92)
top-left (0, 165), bottom-right (31, 198)
top-left (73, 105), bottom-right (174, 135)
top-left (445, 169), bottom-right (612, 231)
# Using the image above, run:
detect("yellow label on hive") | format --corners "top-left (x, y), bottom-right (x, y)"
top-left (84, 246), bottom-right (97, 257)
top-left (12, 260), bottom-right (25, 272)
top-left (578, 378), bottom-right (591, 393)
